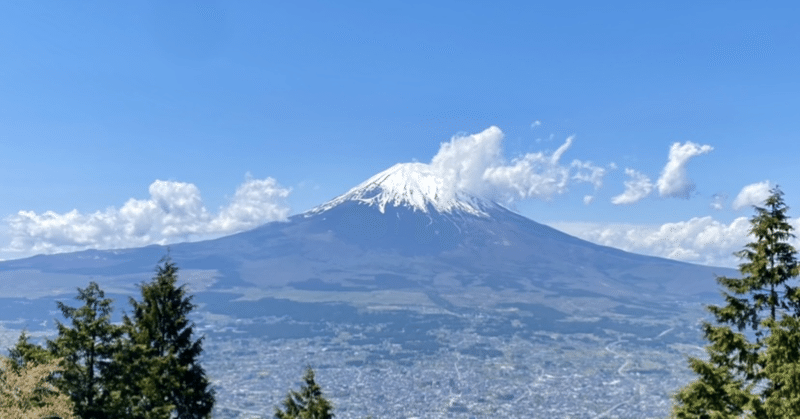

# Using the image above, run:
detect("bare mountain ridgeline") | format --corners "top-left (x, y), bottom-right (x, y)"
top-left (0, 163), bottom-right (738, 418)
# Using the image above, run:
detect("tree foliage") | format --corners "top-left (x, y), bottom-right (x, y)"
top-left (0, 355), bottom-right (75, 419)
top-left (5, 256), bottom-right (214, 419)
top-left (47, 282), bottom-right (122, 419)
top-left (9, 330), bottom-right (55, 370)
top-left (118, 255), bottom-right (215, 419)
top-left (275, 367), bottom-right (334, 419)
top-left (672, 187), bottom-right (800, 418)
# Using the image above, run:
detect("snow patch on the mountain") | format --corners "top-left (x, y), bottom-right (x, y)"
top-left (307, 162), bottom-right (494, 216)
top-left (307, 125), bottom-right (606, 217)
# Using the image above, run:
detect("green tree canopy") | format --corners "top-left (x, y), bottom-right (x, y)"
top-left (8, 330), bottom-right (54, 370)
top-left (47, 282), bottom-right (122, 419)
top-left (275, 367), bottom-right (334, 419)
top-left (672, 187), bottom-right (800, 418)
top-left (118, 255), bottom-right (215, 419)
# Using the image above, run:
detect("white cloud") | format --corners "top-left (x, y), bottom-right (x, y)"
top-left (210, 175), bottom-right (291, 232)
top-left (3, 176), bottom-right (290, 258)
top-left (551, 136), bottom-right (573, 163)
top-left (732, 181), bottom-right (771, 210)
top-left (710, 194), bottom-right (727, 211)
top-left (656, 141), bottom-right (713, 198)
top-left (583, 195), bottom-right (594, 205)
top-left (481, 150), bottom-right (572, 200)
top-left (428, 127), bottom-right (607, 203)
top-left (531, 120), bottom-right (542, 128)
top-left (611, 169), bottom-right (654, 205)
top-left (430, 126), bottom-right (504, 198)
top-left (549, 216), bottom-right (800, 268)
top-left (571, 160), bottom-right (606, 189)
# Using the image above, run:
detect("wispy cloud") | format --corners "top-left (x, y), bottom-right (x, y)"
top-left (571, 160), bottom-right (606, 189)
top-left (608, 142), bottom-right (712, 205)
top-left (732, 181), bottom-right (772, 210)
top-left (710, 193), bottom-right (727, 210)
top-left (656, 141), bottom-right (713, 198)
top-left (3, 176), bottom-right (290, 258)
top-left (611, 168), bottom-right (654, 205)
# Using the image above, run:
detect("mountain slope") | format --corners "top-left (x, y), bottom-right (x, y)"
top-left (308, 162), bottom-right (493, 216)
top-left (0, 163), bottom-right (735, 419)
top-left (0, 162), bottom-right (731, 306)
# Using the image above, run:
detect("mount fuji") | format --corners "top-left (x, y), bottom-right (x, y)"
top-left (0, 163), bottom-right (735, 418)
top-left (2, 162), bottom-right (727, 303)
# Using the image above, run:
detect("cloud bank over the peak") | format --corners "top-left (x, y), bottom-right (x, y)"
top-left (428, 126), bottom-right (606, 202)
top-left (3, 176), bottom-right (290, 258)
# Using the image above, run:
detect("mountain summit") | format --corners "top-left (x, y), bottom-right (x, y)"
top-left (307, 162), bottom-right (493, 217)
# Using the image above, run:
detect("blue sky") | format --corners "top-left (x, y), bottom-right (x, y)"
top-left (1, 1), bottom-right (798, 267)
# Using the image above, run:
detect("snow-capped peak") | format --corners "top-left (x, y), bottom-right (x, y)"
top-left (307, 163), bottom-right (493, 216)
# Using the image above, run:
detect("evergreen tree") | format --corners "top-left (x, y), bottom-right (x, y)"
top-left (47, 282), bottom-right (123, 419)
top-left (275, 367), bottom-right (334, 419)
top-left (118, 256), bottom-right (215, 419)
top-left (8, 331), bottom-right (55, 370)
top-left (672, 187), bottom-right (800, 418)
